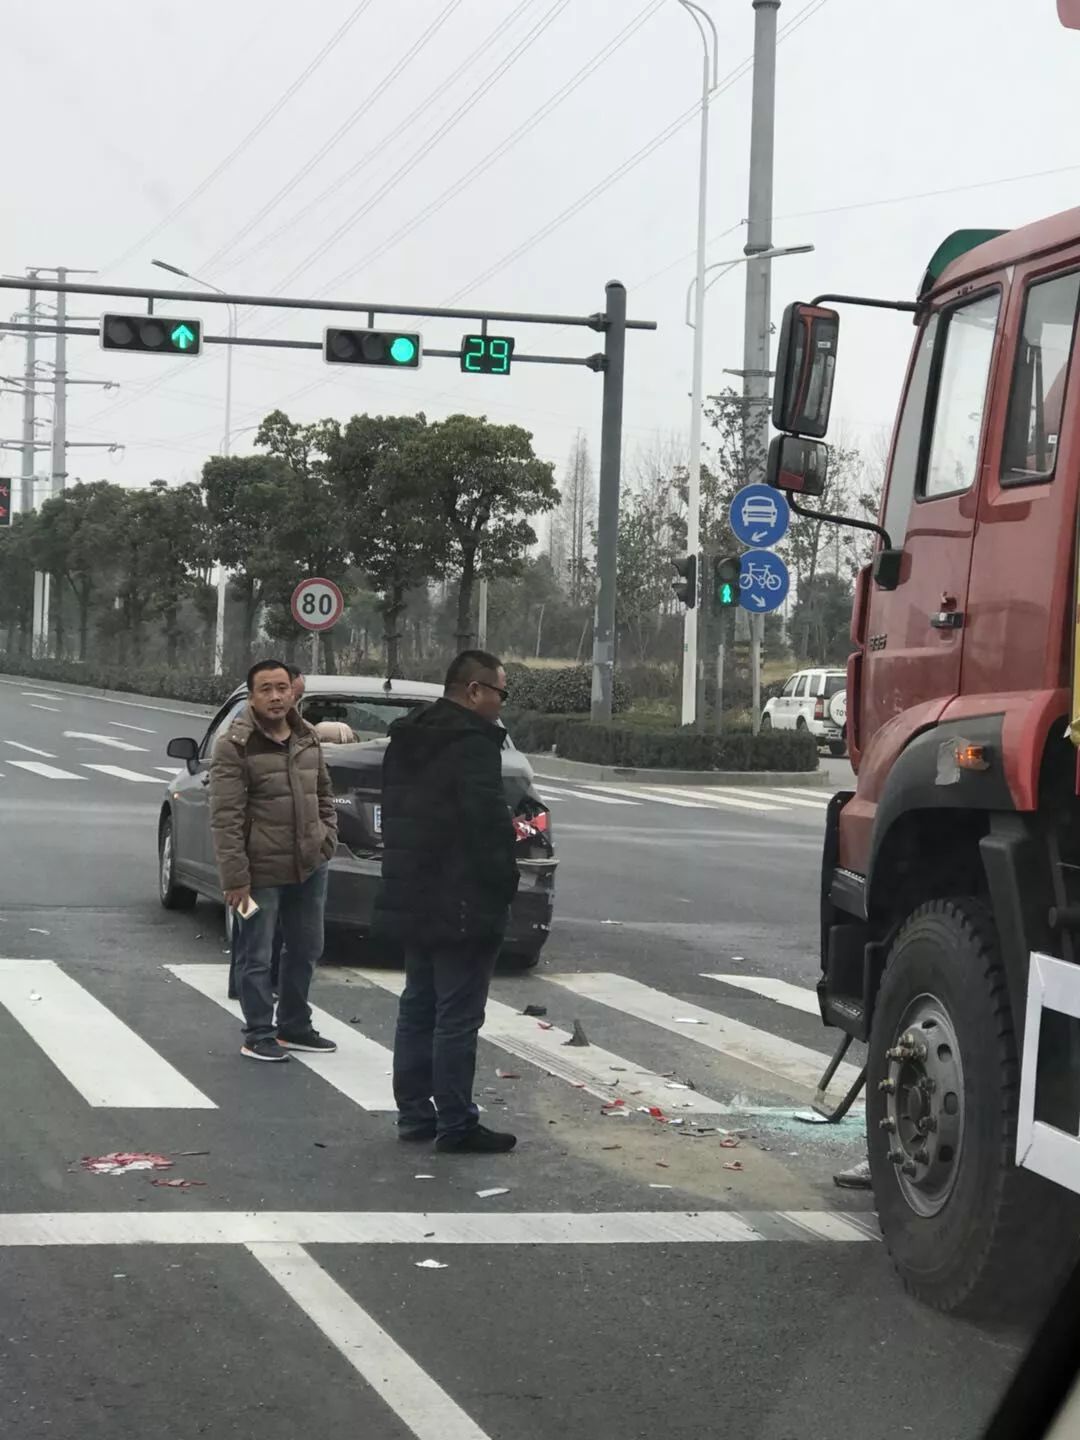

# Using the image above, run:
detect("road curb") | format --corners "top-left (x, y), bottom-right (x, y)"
top-left (524, 753), bottom-right (829, 788)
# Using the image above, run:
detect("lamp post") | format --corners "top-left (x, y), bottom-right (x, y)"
top-left (152, 258), bottom-right (236, 676)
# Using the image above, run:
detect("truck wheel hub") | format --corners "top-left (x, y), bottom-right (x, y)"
top-left (883, 994), bottom-right (964, 1218)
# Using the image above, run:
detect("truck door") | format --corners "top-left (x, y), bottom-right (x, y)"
top-left (861, 287), bottom-right (1003, 749)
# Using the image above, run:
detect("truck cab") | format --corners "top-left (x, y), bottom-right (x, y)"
top-left (770, 209), bottom-right (1080, 1314)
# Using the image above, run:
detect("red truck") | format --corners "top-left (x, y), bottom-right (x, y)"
top-left (768, 206), bottom-right (1080, 1314)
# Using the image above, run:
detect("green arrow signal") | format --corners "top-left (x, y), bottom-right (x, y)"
top-left (170, 323), bottom-right (196, 351)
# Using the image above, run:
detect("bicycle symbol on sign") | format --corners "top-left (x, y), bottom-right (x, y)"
top-left (740, 561), bottom-right (783, 591)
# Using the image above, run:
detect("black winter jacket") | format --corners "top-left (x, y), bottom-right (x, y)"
top-left (373, 698), bottom-right (518, 947)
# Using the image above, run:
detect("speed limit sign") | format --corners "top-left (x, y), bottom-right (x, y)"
top-left (291, 577), bottom-right (344, 633)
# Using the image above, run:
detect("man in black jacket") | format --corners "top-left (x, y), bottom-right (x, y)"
top-left (375, 650), bottom-right (519, 1154)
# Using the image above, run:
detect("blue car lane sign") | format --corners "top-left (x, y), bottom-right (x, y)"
top-left (739, 549), bottom-right (790, 613)
top-left (729, 483), bottom-right (790, 548)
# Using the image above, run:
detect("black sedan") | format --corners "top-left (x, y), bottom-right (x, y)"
top-left (157, 676), bottom-right (556, 967)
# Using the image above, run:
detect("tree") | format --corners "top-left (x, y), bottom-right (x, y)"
top-left (788, 572), bottom-right (855, 666)
top-left (615, 487), bottom-right (681, 662)
top-left (407, 414), bottom-right (558, 650)
top-left (320, 413), bottom-right (446, 676)
top-left (553, 430), bottom-right (595, 606)
top-left (113, 482), bottom-right (208, 667)
top-left (31, 483), bottom-right (128, 661)
top-left (0, 515), bottom-right (38, 656)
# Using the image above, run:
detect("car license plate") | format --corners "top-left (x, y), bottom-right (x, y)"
top-left (373, 804), bottom-right (382, 834)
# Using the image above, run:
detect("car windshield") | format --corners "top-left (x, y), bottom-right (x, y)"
top-left (300, 693), bottom-right (429, 738)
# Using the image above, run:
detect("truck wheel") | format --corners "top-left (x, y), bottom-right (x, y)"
top-left (867, 897), bottom-right (1074, 1315)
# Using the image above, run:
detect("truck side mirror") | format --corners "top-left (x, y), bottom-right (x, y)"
top-left (772, 301), bottom-right (840, 438)
top-left (767, 434), bottom-right (829, 497)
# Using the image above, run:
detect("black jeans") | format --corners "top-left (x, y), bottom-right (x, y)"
top-left (233, 865), bottom-right (329, 1043)
top-left (393, 940), bottom-right (501, 1139)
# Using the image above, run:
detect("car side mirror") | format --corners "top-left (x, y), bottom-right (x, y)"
top-left (767, 434), bottom-right (829, 497)
top-left (167, 736), bottom-right (199, 766)
top-left (772, 301), bottom-right (839, 438)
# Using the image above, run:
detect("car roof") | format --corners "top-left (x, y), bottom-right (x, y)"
top-left (792, 667), bottom-right (845, 678)
top-left (227, 675), bottom-right (443, 703)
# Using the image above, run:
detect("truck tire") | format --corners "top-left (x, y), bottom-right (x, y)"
top-left (867, 897), bottom-right (1076, 1315)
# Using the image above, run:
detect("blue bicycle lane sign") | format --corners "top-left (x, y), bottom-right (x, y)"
top-left (729, 483), bottom-right (790, 548)
top-left (739, 549), bottom-right (790, 613)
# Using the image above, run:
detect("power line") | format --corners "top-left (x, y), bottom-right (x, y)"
top-left (218, 0), bottom-right (537, 278)
top-left (196, 0), bottom-right (464, 276)
top-left (97, 1), bottom-right (375, 278)
top-left (445, 0), bottom-right (830, 302)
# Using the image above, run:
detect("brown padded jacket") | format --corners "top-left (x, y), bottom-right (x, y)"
top-left (209, 704), bottom-right (338, 891)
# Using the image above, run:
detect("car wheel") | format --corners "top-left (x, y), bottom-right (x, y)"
top-left (498, 948), bottom-right (541, 971)
top-left (796, 717), bottom-right (808, 732)
top-left (159, 813), bottom-right (197, 911)
top-left (866, 897), bottom-right (1078, 1315)
top-left (828, 740), bottom-right (847, 757)
top-left (760, 714), bottom-right (772, 732)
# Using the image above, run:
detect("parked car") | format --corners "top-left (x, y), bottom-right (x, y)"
top-left (761, 667), bottom-right (847, 756)
top-left (157, 676), bottom-right (556, 968)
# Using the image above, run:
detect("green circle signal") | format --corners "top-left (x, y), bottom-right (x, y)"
top-left (390, 335), bottom-right (417, 365)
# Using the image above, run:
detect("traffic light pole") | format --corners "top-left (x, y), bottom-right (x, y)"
top-left (0, 274), bottom-right (653, 698)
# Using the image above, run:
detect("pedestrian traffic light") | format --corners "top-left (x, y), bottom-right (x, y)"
top-left (323, 328), bottom-right (422, 368)
top-left (0, 478), bottom-right (10, 527)
top-left (712, 554), bottom-right (741, 613)
top-left (672, 554), bottom-right (697, 609)
top-left (100, 314), bottom-right (202, 355)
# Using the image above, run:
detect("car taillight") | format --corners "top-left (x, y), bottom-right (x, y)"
top-left (513, 810), bottom-right (550, 841)
top-left (815, 698), bottom-right (825, 720)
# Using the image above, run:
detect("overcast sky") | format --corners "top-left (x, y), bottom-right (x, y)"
top-left (3, 0), bottom-right (1079, 510)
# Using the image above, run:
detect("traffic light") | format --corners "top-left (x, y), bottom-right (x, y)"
top-left (323, 328), bottom-right (422, 368)
top-left (672, 554), bottom-right (697, 609)
top-left (100, 314), bottom-right (202, 355)
top-left (712, 555), bottom-right (741, 613)
top-left (0, 478), bottom-right (10, 527)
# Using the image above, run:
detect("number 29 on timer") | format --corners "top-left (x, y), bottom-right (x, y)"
top-left (460, 334), bottom-right (515, 376)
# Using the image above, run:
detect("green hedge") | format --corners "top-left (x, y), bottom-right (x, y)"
top-left (506, 711), bottom-right (818, 772)
top-left (503, 663), bottom-right (629, 715)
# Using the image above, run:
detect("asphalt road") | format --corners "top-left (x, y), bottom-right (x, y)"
top-left (0, 675), bottom-right (1030, 1439)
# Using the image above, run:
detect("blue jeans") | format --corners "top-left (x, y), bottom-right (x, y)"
top-left (233, 865), bottom-right (329, 1043)
top-left (393, 941), bottom-right (501, 1139)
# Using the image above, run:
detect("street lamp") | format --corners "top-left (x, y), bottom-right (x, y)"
top-left (152, 257), bottom-right (237, 677)
top-left (677, 0), bottom-right (719, 729)
top-left (684, 244), bottom-right (814, 326)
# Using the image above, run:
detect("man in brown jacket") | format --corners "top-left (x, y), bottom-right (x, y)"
top-left (210, 658), bottom-right (338, 1062)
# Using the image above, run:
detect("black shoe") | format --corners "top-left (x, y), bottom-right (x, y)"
top-left (277, 1029), bottom-right (337, 1054)
top-left (241, 1038), bottom-right (290, 1063)
top-left (436, 1124), bottom-right (517, 1155)
top-left (398, 1123), bottom-right (437, 1143)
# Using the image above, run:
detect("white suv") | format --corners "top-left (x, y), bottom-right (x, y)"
top-left (762, 667), bottom-right (847, 755)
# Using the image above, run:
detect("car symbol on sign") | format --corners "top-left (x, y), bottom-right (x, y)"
top-left (741, 495), bottom-right (778, 529)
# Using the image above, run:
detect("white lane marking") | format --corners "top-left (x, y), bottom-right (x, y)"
top-left (0, 960), bottom-right (215, 1108)
top-left (167, 965), bottom-right (396, 1111)
top-left (64, 730), bottom-right (149, 753)
top-left (0, 675), bottom-right (213, 721)
top-left (9, 760), bottom-right (85, 781)
top-left (4, 740), bottom-right (55, 757)
top-left (21, 692), bottom-right (63, 701)
top-left (352, 968), bottom-right (728, 1112)
top-left (643, 785), bottom-right (783, 814)
top-left (575, 783), bottom-right (706, 809)
top-left (546, 973), bottom-right (864, 1100)
top-left (704, 974), bottom-right (821, 1017)
top-left (538, 785), bottom-right (636, 807)
top-left (157, 766), bottom-right (184, 776)
top-left (0, 1210), bottom-right (873, 1247)
top-left (28, 704), bottom-right (60, 713)
top-left (250, 1243), bottom-right (493, 1440)
top-left (81, 764), bottom-right (164, 784)
top-left (109, 722), bottom-right (157, 734)
top-left (773, 787), bottom-right (832, 804)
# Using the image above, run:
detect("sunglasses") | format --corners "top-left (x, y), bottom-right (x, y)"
top-left (474, 680), bottom-right (510, 703)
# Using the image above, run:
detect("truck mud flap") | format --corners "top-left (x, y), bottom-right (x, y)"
top-left (1017, 951), bottom-right (1080, 1195)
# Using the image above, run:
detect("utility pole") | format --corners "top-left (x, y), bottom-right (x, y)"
top-left (20, 272), bottom-right (39, 517)
top-left (590, 280), bottom-right (627, 723)
top-left (741, 0), bottom-right (780, 734)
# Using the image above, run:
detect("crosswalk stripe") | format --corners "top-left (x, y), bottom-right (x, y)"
top-left (65, 730), bottom-right (150, 753)
top-left (157, 766), bottom-right (184, 776)
top-left (643, 785), bottom-right (782, 813)
top-left (708, 786), bottom-right (828, 811)
top-left (773, 787), bottom-right (831, 805)
top-left (537, 785), bottom-right (636, 807)
top-left (9, 760), bottom-right (84, 780)
top-left (351, 968), bottom-right (729, 1112)
top-left (546, 973), bottom-right (863, 1100)
top-left (82, 764), bottom-right (164, 784)
top-left (0, 960), bottom-right (215, 1108)
top-left (4, 740), bottom-right (55, 757)
top-left (703, 974), bottom-right (821, 1016)
top-left (167, 965), bottom-right (396, 1111)
top-left (576, 783), bottom-right (706, 809)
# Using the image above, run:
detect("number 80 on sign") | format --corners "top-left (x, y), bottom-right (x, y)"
top-left (460, 334), bottom-right (515, 375)
top-left (290, 577), bottom-right (345, 633)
